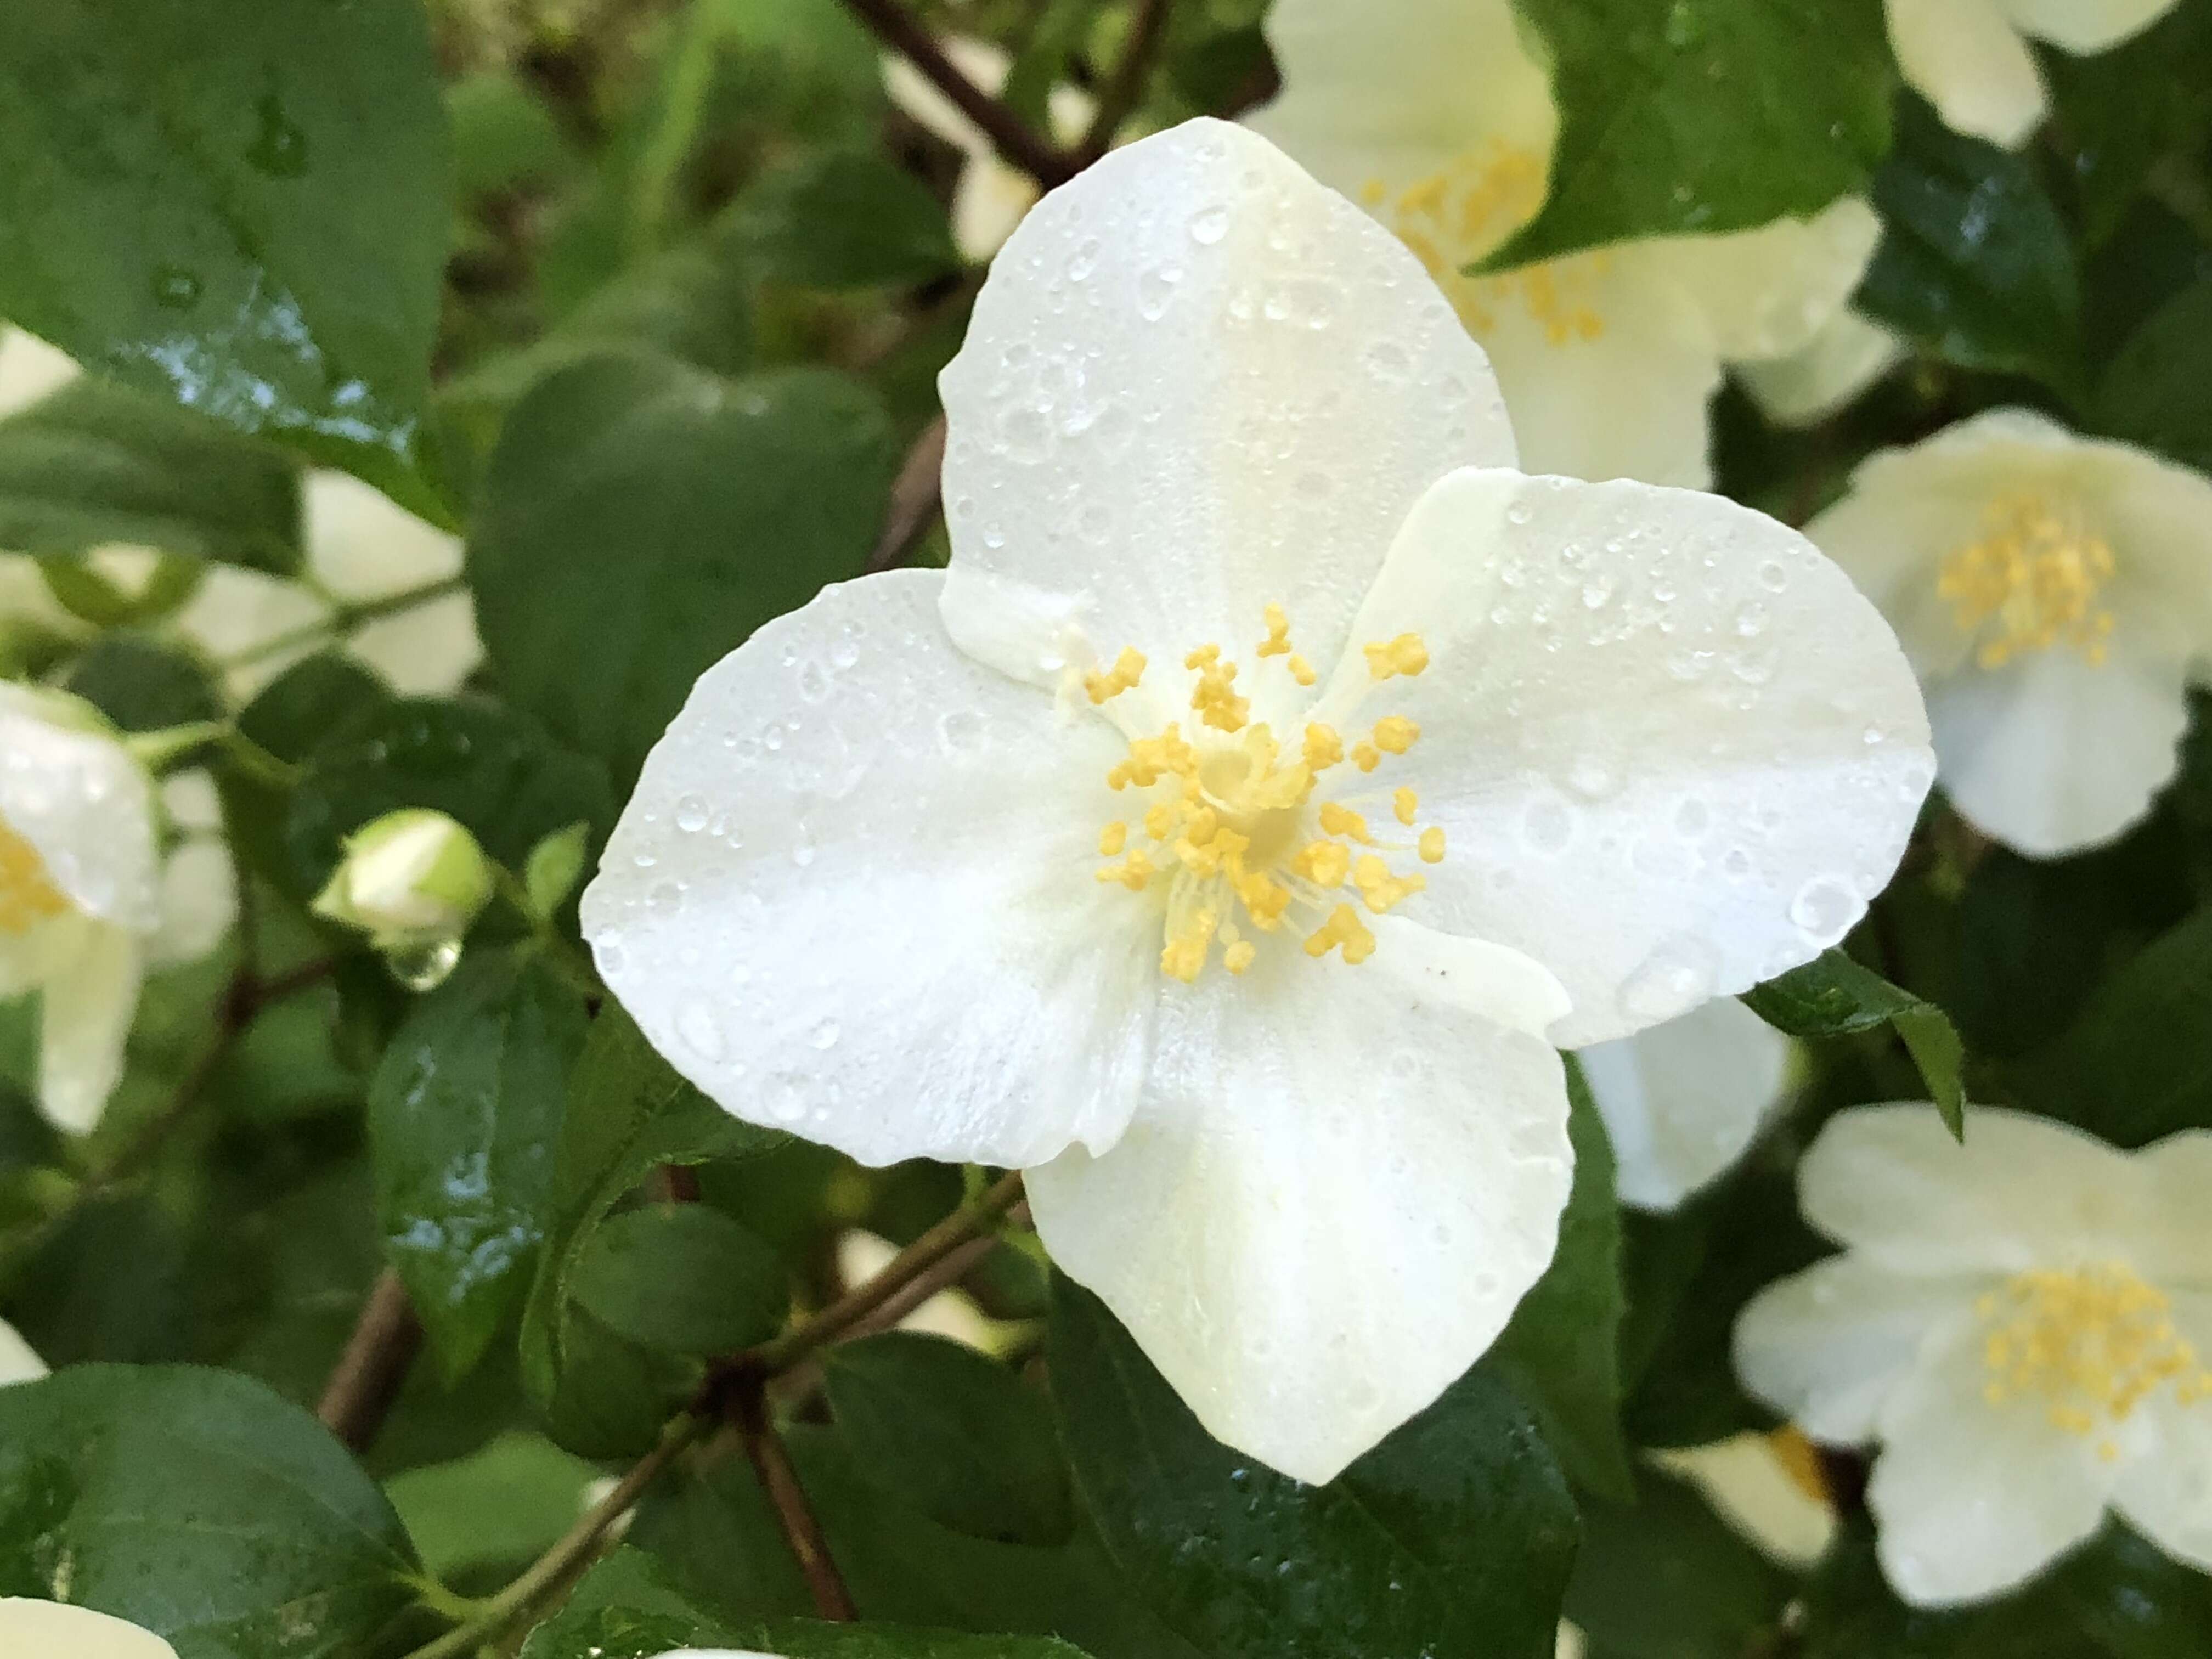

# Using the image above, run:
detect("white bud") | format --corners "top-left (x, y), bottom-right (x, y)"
top-left (0, 1599), bottom-right (178, 1658)
top-left (312, 808), bottom-right (493, 951)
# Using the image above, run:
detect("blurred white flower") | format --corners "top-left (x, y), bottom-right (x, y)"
top-left (1654, 1429), bottom-right (1840, 1567)
top-left (0, 1599), bottom-right (177, 1658)
top-left (0, 685), bottom-right (160, 1135)
top-left (1886, 0), bottom-right (2180, 148)
top-left (312, 808), bottom-right (493, 952)
top-left (1737, 310), bottom-right (1908, 431)
top-left (0, 1316), bottom-right (46, 1385)
top-left (1807, 410), bottom-right (2212, 856)
top-left (585, 120), bottom-right (1929, 1483)
top-left (1249, 0), bottom-right (1882, 489)
top-left (1577, 996), bottom-right (1794, 1211)
top-left (883, 36), bottom-right (1095, 261)
top-left (150, 772), bottom-right (238, 968)
top-left (0, 327), bottom-right (77, 418)
top-left (1736, 1105), bottom-right (2212, 1606)
top-left (837, 1228), bottom-right (1010, 1352)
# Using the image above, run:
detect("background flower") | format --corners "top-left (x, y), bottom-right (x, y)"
top-left (1887, 0), bottom-right (2182, 146)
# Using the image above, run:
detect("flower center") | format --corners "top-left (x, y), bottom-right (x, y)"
top-left (0, 821), bottom-right (70, 936)
top-left (1937, 492), bottom-right (2117, 672)
top-left (1364, 144), bottom-right (1609, 348)
top-left (1978, 1263), bottom-right (2210, 1457)
top-left (1088, 606), bottom-right (1447, 981)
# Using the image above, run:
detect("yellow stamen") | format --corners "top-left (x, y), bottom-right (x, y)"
top-left (0, 823), bottom-right (71, 936)
top-left (1085, 645), bottom-right (1147, 704)
top-left (1293, 839), bottom-right (1351, 887)
top-left (1372, 715), bottom-right (1419, 755)
top-left (1363, 633), bottom-right (1431, 681)
top-left (1393, 787), bottom-right (1419, 827)
top-left (1938, 493), bottom-right (2118, 671)
top-left (1095, 848), bottom-right (1154, 891)
top-left (1287, 653), bottom-right (1316, 687)
top-left (1318, 803), bottom-right (1373, 845)
top-left (1352, 742), bottom-right (1381, 773)
top-left (1977, 1262), bottom-right (2212, 1434)
top-left (1223, 940), bottom-right (1256, 974)
top-left (1418, 826), bottom-right (1446, 864)
top-left (1303, 903), bottom-right (1376, 964)
top-left (1302, 723), bottom-right (1344, 772)
top-left (1099, 821), bottom-right (1128, 856)
top-left (1256, 603), bottom-right (1293, 658)
top-left (1185, 643), bottom-right (1250, 732)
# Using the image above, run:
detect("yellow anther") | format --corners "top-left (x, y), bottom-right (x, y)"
top-left (0, 823), bottom-right (71, 936)
top-left (1302, 903), bottom-right (1376, 964)
top-left (1185, 642), bottom-right (1250, 733)
top-left (1977, 1262), bottom-right (2212, 1434)
top-left (1085, 645), bottom-right (1148, 704)
top-left (1352, 742), bottom-right (1381, 773)
top-left (1393, 787), bottom-right (1419, 827)
top-left (1257, 603), bottom-right (1293, 659)
top-left (1293, 839), bottom-right (1351, 887)
top-left (1302, 723), bottom-right (1344, 772)
top-left (1352, 854), bottom-right (1426, 914)
top-left (1288, 654), bottom-right (1316, 687)
top-left (1095, 849), bottom-right (1154, 891)
top-left (1223, 940), bottom-right (1256, 974)
top-left (1938, 493), bottom-right (2118, 671)
top-left (1363, 633), bottom-right (1431, 680)
top-left (1419, 826), bottom-right (1446, 863)
top-left (1099, 822), bottom-right (1128, 857)
top-left (1318, 803), bottom-right (1373, 845)
top-left (1767, 1427), bottom-right (1831, 1509)
top-left (1143, 802), bottom-right (1177, 840)
top-left (1160, 908), bottom-right (1218, 983)
top-left (1372, 715), bottom-right (1420, 754)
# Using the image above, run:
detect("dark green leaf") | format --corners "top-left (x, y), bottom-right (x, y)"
top-left (469, 349), bottom-right (895, 785)
top-left (64, 634), bottom-right (223, 731)
top-left (2043, 4), bottom-right (2212, 249)
top-left (383, 1431), bottom-right (602, 1583)
top-left (0, 0), bottom-right (451, 504)
top-left (237, 652), bottom-right (393, 765)
top-left (368, 946), bottom-right (590, 1380)
top-left (1566, 1466), bottom-right (1795, 1659)
top-left (1742, 950), bottom-right (1965, 1136)
top-left (1492, 1057), bottom-right (1633, 1499)
top-left (722, 149), bottom-right (962, 289)
top-left (1488, 0), bottom-right (1892, 266)
top-left (2096, 277), bottom-right (2212, 475)
top-left (572, 1201), bottom-right (787, 1354)
top-left (1857, 97), bottom-right (2081, 393)
top-left (0, 378), bottom-right (300, 572)
top-left (1049, 1276), bottom-right (1578, 1659)
top-left (822, 1332), bottom-right (1074, 1545)
top-left (0, 1364), bottom-right (419, 1658)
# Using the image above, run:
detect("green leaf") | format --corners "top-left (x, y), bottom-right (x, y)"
top-left (1741, 950), bottom-right (1965, 1136)
top-left (721, 149), bottom-right (963, 289)
top-left (383, 1430), bottom-right (602, 1583)
top-left (469, 349), bottom-right (895, 785)
top-left (1049, 1276), bottom-right (1578, 1659)
top-left (523, 821), bottom-right (594, 920)
top-left (2096, 276), bottom-right (2212, 475)
top-left (0, 378), bottom-right (300, 572)
top-left (2043, 3), bottom-right (2212, 249)
top-left (64, 634), bottom-right (224, 732)
top-left (1855, 97), bottom-right (2081, 393)
top-left (822, 1332), bottom-right (1074, 1546)
top-left (368, 946), bottom-right (590, 1381)
top-left (283, 697), bottom-right (611, 903)
top-left (237, 652), bottom-right (393, 764)
top-left (571, 1201), bottom-right (788, 1354)
top-left (0, 1364), bottom-right (419, 1658)
top-left (1566, 1465), bottom-right (1794, 1659)
top-left (1491, 1056), bottom-right (1633, 1499)
top-left (0, 0), bottom-right (451, 505)
top-left (1487, 0), bottom-right (1892, 267)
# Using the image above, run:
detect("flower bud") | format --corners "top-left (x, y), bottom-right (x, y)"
top-left (0, 1599), bottom-right (177, 1658)
top-left (313, 809), bottom-right (493, 950)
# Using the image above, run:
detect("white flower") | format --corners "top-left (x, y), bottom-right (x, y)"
top-left (0, 1315), bottom-right (46, 1385)
top-left (1247, 0), bottom-right (1883, 490)
top-left (1805, 410), bottom-right (2212, 856)
top-left (583, 118), bottom-right (1931, 1485)
top-left (883, 37), bottom-right (1095, 261)
top-left (312, 808), bottom-right (494, 951)
top-left (1887, 0), bottom-right (2180, 148)
top-left (0, 327), bottom-right (77, 418)
top-left (1653, 1430), bottom-right (1839, 1567)
top-left (0, 685), bottom-right (160, 1135)
top-left (1735, 1105), bottom-right (2212, 1606)
top-left (1737, 311), bottom-right (1908, 431)
top-left (0, 1599), bottom-right (177, 1658)
top-left (1577, 996), bottom-right (1793, 1211)
top-left (836, 1229), bottom-right (1008, 1352)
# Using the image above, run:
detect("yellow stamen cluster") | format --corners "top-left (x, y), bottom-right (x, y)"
top-left (1938, 493), bottom-right (2118, 671)
top-left (0, 823), bottom-right (69, 936)
top-left (1367, 144), bottom-right (1607, 347)
top-left (1977, 1262), bottom-right (2211, 1458)
top-left (1088, 606), bottom-right (1449, 979)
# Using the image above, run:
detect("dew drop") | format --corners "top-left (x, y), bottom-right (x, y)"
top-left (810, 1017), bottom-right (841, 1051)
top-left (938, 710), bottom-right (985, 753)
top-left (1757, 560), bottom-right (1788, 592)
top-left (677, 997), bottom-right (725, 1060)
top-left (1188, 204), bottom-right (1231, 245)
top-left (1522, 797), bottom-right (1575, 854)
top-left (674, 795), bottom-right (709, 833)
top-left (1789, 876), bottom-right (1862, 944)
top-left (1361, 340), bottom-right (1413, 383)
top-left (1618, 937), bottom-right (1719, 1024)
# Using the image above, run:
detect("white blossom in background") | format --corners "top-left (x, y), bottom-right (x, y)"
top-left (0, 1315), bottom-right (46, 1384)
top-left (151, 771), bottom-right (238, 968)
top-left (837, 1229), bottom-right (1009, 1351)
top-left (1737, 310), bottom-right (1908, 431)
top-left (1654, 1430), bottom-right (1840, 1567)
top-left (583, 119), bottom-right (1931, 1485)
top-left (1248, 0), bottom-right (1882, 489)
top-left (1577, 996), bottom-right (1794, 1211)
top-left (0, 327), bottom-right (76, 418)
top-left (1736, 1105), bottom-right (2212, 1606)
top-left (0, 685), bottom-right (160, 1135)
top-left (1886, 0), bottom-right (2181, 149)
top-left (0, 1600), bottom-right (178, 1658)
top-left (883, 37), bottom-right (1096, 261)
top-left (1806, 410), bottom-right (2212, 856)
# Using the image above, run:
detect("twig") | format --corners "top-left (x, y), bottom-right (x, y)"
top-left (733, 1379), bottom-right (857, 1621)
top-left (316, 1268), bottom-right (424, 1452)
top-left (838, 1199), bottom-right (1028, 1346)
top-left (840, 0), bottom-right (1073, 186)
top-left (865, 416), bottom-right (949, 574)
top-left (1073, 0), bottom-right (1173, 166)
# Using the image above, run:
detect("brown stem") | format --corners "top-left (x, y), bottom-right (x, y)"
top-left (839, 1200), bottom-right (1029, 1346)
top-left (317, 1268), bottom-right (424, 1452)
top-left (840, 0), bottom-right (1073, 186)
top-left (1073, 0), bottom-right (1173, 166)
top-left (865, 415), bottom-right (949, 575)
top-left (733, 1379), bottom-right (857, 1621)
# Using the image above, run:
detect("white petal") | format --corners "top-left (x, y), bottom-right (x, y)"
top-left (2111, 1290), bottom-right (2212, 1573)
top-left (1028, 919), bottom-right (1573, 1485)
top-left (1886, 0), bottom-right (2048, 148)
top-left (1997, 0), bottom-right (2179, 53)
top-left (1737, 309), bottom-right (1906, 428)
top-left (0, 693), bottom-right (159, 930)
top-left (2132, 1133), bottom-right (2212, 1284)
top-left (0, 329), bottom-right (80, 417)
top-left (0, 1316), bottom-right (45, 1384)
top-left (168, 562), bottom-right (331, 699)
top-left (306, 471), bottom-right (464, 599)
top-left (1655, 198), bottom-right (1886, 366)
top-left (0, 1600), bottom-right (177, 1659)
top-left (149, 838), bottom-right (238, 968)
top-left (1576, 995), bottom-right (1792, 1210)
top-left (582, 569), bottom-right (1158, 1171)
top-left (1651, 1433), bottom-right (1839, 1566)
top-left (936, 119), bottom-right (1514, 693)
top-left (1798, 1104), bottom-right (2146, 1274)
top-left (950, 157), bottom-right (1043, 262)
top-left (1868, 1321), bottom-right (2119, 1606)
top-left (1248, 0), bottom-right (1557, 201)
top-left (347, 590), bottom-right (483, 696)
top-left (1324, 467), bottom-right (1931, 1047)
top-left (36, 916), bottom-right (144, 1136)
top-left (882, 36), bottom-right (1011, 156)
top-left (1734, 1254), bottom-right (1972, 1443)
top-left (159, 770), bottom-right (223, 834)
top-left (1926, 647), bottom-right (2189, 856)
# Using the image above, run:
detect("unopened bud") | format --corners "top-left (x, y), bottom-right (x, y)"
top-left (313, 809), bottom-right (492, 950)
